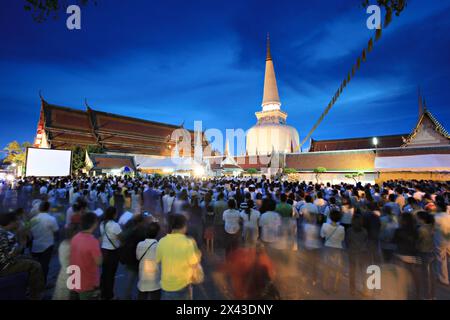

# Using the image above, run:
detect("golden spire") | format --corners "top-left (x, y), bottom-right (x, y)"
top-left (262, 33), bottom-right (281, 109)
top-left (266, 33), bottom-right (272, 61)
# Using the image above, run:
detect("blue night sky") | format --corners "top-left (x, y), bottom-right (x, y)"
top-left (1, 0), bottom-right (450, 155)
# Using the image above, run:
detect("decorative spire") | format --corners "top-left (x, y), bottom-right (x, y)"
top-left (262, 34), bottom-right (281, 109)
top-left (224, 139), bottom-right (230, 157)
top-left (266, 33), bottom-right (272, 61)
top-left (418, 86), bottom-right (423, 117)
top-left (39, 90), bottom-right (45, 102)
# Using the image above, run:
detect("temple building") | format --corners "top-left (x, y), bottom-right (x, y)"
top-left (33, 97), bottom-right (210, 175)
top-left (246, 35), bottom-right (300, 156)
top-left (285, 97), bottom-right (450, 183)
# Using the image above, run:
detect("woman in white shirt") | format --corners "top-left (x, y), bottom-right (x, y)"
top-left (239, 200), bottom-right (260, 245)
top-left (320, 209), bottom-right (345, 294)
top-left (100, 206), bottom-right (122, 300)
top-left (136, 222), bottom-right (161, 300)
top-left (162, 189), bottom-right (175, 215)
top-left (222, 199), bottom-right (241, 257)
top-left (53, 225), bottom-right (78, 300)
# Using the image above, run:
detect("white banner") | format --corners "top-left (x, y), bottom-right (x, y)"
top-left (375, 154), bottom-right (450, 172)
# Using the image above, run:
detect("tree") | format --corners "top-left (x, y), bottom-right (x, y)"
top-left (246, 168), bottom-right (258, 177)
top-left (71, 144), bottom-right (105, 175)
top-left (3, 141), bottom-right (32, 167)
top-left (313, 167), bottom-right (327, 184)
top-left (345, 171), bottom-right (365, 184)
top-left (23, 0), bottom-right (96, 23)
top-left (283, 168), bottom-right (297, 175)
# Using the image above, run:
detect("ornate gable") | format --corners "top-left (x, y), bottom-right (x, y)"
top-left (402, 110), bottom-right (450, 147)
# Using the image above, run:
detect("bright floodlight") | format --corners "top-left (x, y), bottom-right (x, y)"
top-left (193, 166), bottom-right (205, 177)
top-left (373, 137), bottom-right (378, 146)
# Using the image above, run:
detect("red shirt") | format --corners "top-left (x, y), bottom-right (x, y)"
top-left (219, 247), bottom-right (275, 299)
top-left (70, 232), bottom-right (101, 292)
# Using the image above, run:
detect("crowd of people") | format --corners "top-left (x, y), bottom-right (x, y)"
top-left (0, 175), bottom-right (449, 300)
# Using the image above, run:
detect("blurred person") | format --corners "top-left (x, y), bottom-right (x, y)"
top-left (202, 192), bottom-right (215, 254)
top-left (0, 212), bottom-right (45, 300)
top-left (301, 195), bottom-right (319, 224)
top-left (393, 213), bottom-right (420, 299)
top-left (346, 214), bottom-right (369, 296)
top-left (156, 214), bottom-right (202, 300)
top-left (119, 212), bottom-right (146, 300)
top-left (379, 206), bottom-right (398, 263)
top-left (433, 196), bottom-right (450, 286)
top-left (188, 195), bottom-right (204, 247)
top-left (70, 212), bottom-right (102, 300)
top-left (302, 212), bottom-right (322, 286)
top-left (214, 242), bottom-right (279, 300)
top-left (30, 201), bottom-right (59, 284)
top-left (136, 222), bottom-right (161, 300)
top-left (403, 197), bottom-right (421, 215)
top-left (384, 194), bottom-right (401, 217)
top-left (363, 202), bottom-right (382, 265)
top-left (99, 206), bottom-right (122, 300)
top-left (223, 198), bottom-right (241, 258)
top-left (52, 224), bottom-right (79, 300)
top-left (395, 187), bottom-right (406, 210)
top-left (416, 211), bottom-right (435, 299)
top-left (259, 198), bottom-right (283, 258)
top-left (162, 188), bottom-right (175, 215)
top-left (131, 186), bottom-right (142, 215)
top-left (240, 199), bottom-right (261, 246)
top-left (213, 192), bottom-right (228, 249)
top-left (111, 187), bottom-right (125, 218)
top-left (276, 193), bottom-right (296, 251)
top-left (338, 197), bottom-right (353, 230)
top-left (320, 210), bottom-right (345, 294)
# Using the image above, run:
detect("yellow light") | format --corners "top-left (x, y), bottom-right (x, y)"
top-left (193, 166), bottom-right (205, 177)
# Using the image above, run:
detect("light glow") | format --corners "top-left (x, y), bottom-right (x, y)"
top-left (193, 166), bottom-right (205, 177)
top-left (373, 137), bottom-right (378, 146)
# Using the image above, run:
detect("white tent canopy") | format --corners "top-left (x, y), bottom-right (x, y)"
top-left (134, 155), bottom-right (203, 171)
top-left (134, 156), bottom-right (178, 169)
top-left (375, 154), bottom-right (450, 172)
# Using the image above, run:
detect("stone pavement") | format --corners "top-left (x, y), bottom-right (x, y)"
top-left (43, 239), bottom-right (450, 300)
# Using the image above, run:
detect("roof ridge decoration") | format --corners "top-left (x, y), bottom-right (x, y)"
top-left (402, 108), bottom-right (450, 147)
top-left (84, 99), bottom-right (104, 149)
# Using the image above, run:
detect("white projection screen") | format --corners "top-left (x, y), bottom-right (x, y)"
top-left (25, 148), bottom-right (72, 177)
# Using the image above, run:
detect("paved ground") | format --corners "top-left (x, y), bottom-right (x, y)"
top-left (43, 237), bottom-right (450, 300)
top-left (39, 210), bottom-right (450, 300)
